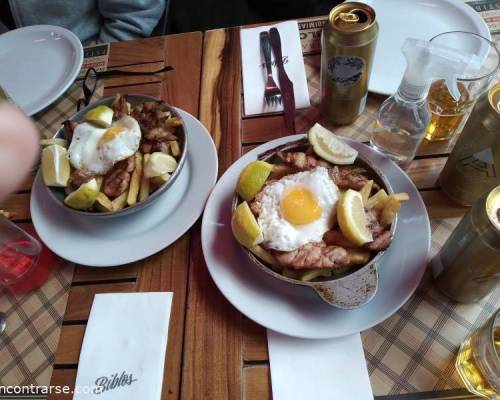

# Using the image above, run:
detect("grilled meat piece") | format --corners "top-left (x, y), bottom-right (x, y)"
top-left (68, 170), bottom-right (94, 190)
top-left (365, 230), bottom-right (392, 251)
top-left (111, 94), bottom-right (129, 119)
top-left (63, 120), bottom-right (79, 143)
top-left (144, 127), bottom-right (177, 142)
top-left (273, 242), bottom-right (349, 270)
top-left (140, 140), bottom-right (153, 154)
top-left (277, 151), bottom-right (318, 170)
top-left (328, 166), bottom-right (376, 191)
top-left (103, 156), bottom-right (135, 198)
top-left (323, 230), bottom-right (355, 248)
top-left (140, 139), bottom-right (173, 154)
top-left (365, 209), bottom-right (385, 239)
top-left (132, 101), bottom-right (179, 142)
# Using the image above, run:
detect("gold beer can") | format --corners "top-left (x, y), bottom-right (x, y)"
top-left (320, 2), bottom-right (378, 125)
top-left (431, 186), bottom-right (500, 303)
top-left (439, 83), bottom-right (500, 206)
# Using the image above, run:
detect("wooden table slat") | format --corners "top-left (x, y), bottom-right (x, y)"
top-left (54, 325), bottom-right (85, 365)
top-left (244, 366), bottom-right (272, 400)
top-left (49, 369), bottom-right (76, 400)
top-left (182, 27), bottom-right (243, 400)
top-left (63, 282), bottom-right (136, 321)
top-left (103, 82), bottom-right (163, 99)
top-left (72, 264), bottom-right (139, 283)
top-left (242, 318), bottom-right (268, 362)
top-left (2, 192), bottom-right (31, 220)
top-left (107, 36), bottom-right (165, 68)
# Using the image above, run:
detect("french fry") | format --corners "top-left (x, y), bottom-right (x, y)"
top-left (360, 180), bottom-right (374, 205)
top-left (346, 249), bottom-right (371, 265)
top-left (380, 196), bottom-right (402, 226)
top-left (95, 176), bottom-right (103, 191)
top-left (94, 193), bottom-right (114, 212)
top-left (139, 154), bottom-right (151, 201)
top-left (366, 189), bottom-right (388, 210)
top-left (299, 268), bottom-right (332, 282)
top-left (269, 164), bottom-right (296, 180)
top-left (111, 191), bottom-right (128, 211)
top-left (169, 140), bottom-right (181, 157)
top-left (282, 268), bottom-right (302, 280)
top-left (164, 117), bottom-right (183, 129)
top-left (127, 152), bottom-right (143, 206)
top-left (249, 245), bottom-right (280, 269)
top-left (393, 192), bottom-right (409, 201)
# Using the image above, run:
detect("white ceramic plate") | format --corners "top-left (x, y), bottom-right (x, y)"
top-left (0, 25), bottom-right (83, 116)
top-left (363, 0), bottom-right (490, 95)
top-left (202, 135), bottom-right (431, 339)
top-left (31, 108), bottom-right (218, 267)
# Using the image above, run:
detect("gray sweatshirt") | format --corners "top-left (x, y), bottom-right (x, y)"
top-left (8, 0), bottom-right (166, 44)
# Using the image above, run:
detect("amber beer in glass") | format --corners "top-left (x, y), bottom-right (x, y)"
top-left (456, 310), bottom-right (500, 399)
top-left (424, 32), bottom-right (499, 142)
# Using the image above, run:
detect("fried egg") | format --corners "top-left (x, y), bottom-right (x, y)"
top-left (257, 167), bottom-right (339, 252)
top-left (68, 116), bottom-right (141, 175)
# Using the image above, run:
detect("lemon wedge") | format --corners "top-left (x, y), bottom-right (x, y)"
top-left (231, 201), bottom-right (264, 248)
top-left (236, 161), bottom-right (273, 201)
top-left (144, 152), bottom-right (177, 178)
top-left (41, 144), bottom-right (71, 187)
top-left (337, 189), bottom-right (373, 246)
top-left (308, 123), bottom-right (358, 165)
top-left (83, 105), bottom-right (114, 128)
top-left (40, 138), bottom-right (69, 148)
top-left (64, 178), bottom-right (99, 210)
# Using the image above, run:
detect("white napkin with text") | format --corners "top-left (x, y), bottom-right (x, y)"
top-left (240, 21), bottom-right (311, 116)
top-left (268, 330), bottom-right (374, 400)
top-left (73, 292), bottom-right (173, 400)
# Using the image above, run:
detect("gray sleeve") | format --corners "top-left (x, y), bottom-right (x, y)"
top-left (97, 0), bottom-right (166, 43)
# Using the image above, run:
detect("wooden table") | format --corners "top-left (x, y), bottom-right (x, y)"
top-left (3, 25), bottom-right (480, 400)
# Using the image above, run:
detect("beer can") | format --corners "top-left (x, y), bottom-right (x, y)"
top-left (431, 186), bottom-right (500, 303)
top-left (320, 2), bottom-right (378, 125)
top-left (439, 83), bottom-right (500, 206)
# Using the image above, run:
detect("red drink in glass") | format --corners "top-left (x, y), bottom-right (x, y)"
top-left (0, 218), bottom-right (55, 294)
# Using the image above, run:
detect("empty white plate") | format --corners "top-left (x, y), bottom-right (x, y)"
top-left (0, 25), bottom-right (83, 115)
top-left (364, 0), bottom-right (490, 95)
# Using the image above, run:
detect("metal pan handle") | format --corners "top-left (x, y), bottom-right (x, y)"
top-left (311, 264), bottom-right (378, 309)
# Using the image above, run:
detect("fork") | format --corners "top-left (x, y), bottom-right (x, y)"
top-left (260, 31), bottom-right (282, 109)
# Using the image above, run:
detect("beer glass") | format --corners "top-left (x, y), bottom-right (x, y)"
top-left (425, 31), bottom-right (499, 142)
top-left (456, 309), bottom-right (500, 399)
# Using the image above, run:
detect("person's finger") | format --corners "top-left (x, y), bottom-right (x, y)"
top-left (0, 103), bottom-right (39, 201)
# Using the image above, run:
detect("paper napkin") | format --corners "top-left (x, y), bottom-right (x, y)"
top-left (240, 21), bottom-right (311, 116)
top-left (73, 292), bottom-right (173, 400)
top-left (267, 330), bottom-right (373, 400)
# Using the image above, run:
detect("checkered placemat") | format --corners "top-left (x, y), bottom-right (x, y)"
top-left (0, 261), bottom-right (73, 386)
top-left (295, 7), bottom-right (500, 395)
top-left (0, 49), bottom-right (105, 388)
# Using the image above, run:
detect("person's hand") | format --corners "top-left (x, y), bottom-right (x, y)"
top-left (0, 103), bottom-right (39, 201)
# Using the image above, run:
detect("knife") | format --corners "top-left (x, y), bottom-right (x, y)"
top-left (269, 27), bottom-right (296, 132)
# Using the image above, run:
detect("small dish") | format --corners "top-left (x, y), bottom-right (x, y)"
top-left (44, 95), bottom-right (187, 218)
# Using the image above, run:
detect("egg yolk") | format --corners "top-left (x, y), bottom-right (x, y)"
top-left (280, 189), bottom-right (323, 225)
top-left (99, 126), bottom-right (125, 145)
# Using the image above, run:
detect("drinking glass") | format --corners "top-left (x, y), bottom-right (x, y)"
top-left (0, 216), bottom-right (45, 293)
top-left (425, 31), bottom-right (500, 142)
top-left (456, 309), bottom-right (500, 399)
